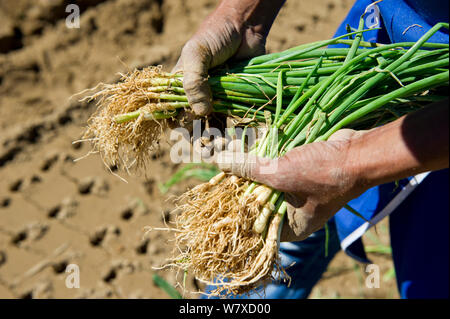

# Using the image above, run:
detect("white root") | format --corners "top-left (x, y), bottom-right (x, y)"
top-left (253, 185), bottom-right (273, 205)
top-left (229, 175), bottom-right (240, 184)
top-left (209, 171), bottom-right (226, 186)
top-left (212, 216), bottom-right (233, 230)
top-left (169, 173), bottom-right (289, 296)
top-left (230, 211), bottom-right (284, 286)
top-left (253, 203), bottom-right (274, 233)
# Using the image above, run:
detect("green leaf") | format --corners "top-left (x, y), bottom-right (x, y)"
top-left (159, 163), bottom-right (220, 194)
top-left (383, 267), bottom-right (396, 282)
top-left (152, 273), bottom-right (182, 299)
top-left (344, 204), bottom-right (370, 223)
top-left (364, 244), bottom-right (392, 255)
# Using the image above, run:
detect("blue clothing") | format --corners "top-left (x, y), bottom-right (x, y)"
top-left (332, 0), bottom-right (448, 46)
top-left (390, 169), bottom-right (449, 298)
top-left (331, 0), bottom-right (449, 299)
top-left (204, 0), bottom-right (449, 299)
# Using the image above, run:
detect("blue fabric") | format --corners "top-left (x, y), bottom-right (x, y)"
top-left (331, 0), bottom-right (449, 298)
top-left (381, 0), bottom-right (448, 43)
top-left (331, 0), bottom-right (390, 46)
top-left (331, 0), bottom-right (449, 47)
top-left (405, 0), bottom-right (449, 28)
top-left (389, 169), bottom-right (449, 299)
top-left (334, 179), bottom-right (411, 264)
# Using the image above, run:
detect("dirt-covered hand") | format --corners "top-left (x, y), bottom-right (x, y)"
top-left (216, 129), bottom-right (369, 242)
top-left (172, 0), bottom-right (285, 117)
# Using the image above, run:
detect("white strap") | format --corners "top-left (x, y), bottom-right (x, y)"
top-left (340, 172), bottom-right (430, 251)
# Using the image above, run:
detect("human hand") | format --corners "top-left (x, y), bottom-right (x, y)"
top-left (217, 129), bottom-right (369, 242)
top-left (172, 0), bottom-right (285, 117)
top-left (216, 99), bottom-right (450, 241)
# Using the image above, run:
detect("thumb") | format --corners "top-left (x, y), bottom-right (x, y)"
top-left (280, 195), bottom-right (312, 242)
top-left (171, 56), bottom-right (183, 73)
top-left (179, 41), bottom-right (213, 116)
top-left (280, 193), bottom-right (331, 242)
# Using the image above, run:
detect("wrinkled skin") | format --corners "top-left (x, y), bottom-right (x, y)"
top-left (172, 19), bottom-right (264, 116)
top-left (172, 0), bottom-right (285, 116)
top-left (171, 0), bottom-right (449, 242)
top-left (217, 129), bottom-right (368, 242)
top-left (217, 100), bottom-right (449, 241)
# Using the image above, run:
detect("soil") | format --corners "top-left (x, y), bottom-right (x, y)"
top-left (0, 0), bottom-right (399, 299)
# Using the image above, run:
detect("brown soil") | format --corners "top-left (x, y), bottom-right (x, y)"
top-left (0, 0), bottom-right (399, 298)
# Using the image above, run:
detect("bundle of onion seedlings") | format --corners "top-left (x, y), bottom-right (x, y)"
top-left (80, 26), bottom-right (441, 170)
top-left (169, 22), bottom-right (449, 296)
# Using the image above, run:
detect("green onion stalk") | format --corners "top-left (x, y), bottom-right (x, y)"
top-left (170, 21), bottom-right (448, 297)
top-left (81, 25), bottom-right (447, 170)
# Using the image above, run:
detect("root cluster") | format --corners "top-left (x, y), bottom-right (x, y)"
top-left (169, 173), bottom-right (288, 297)
top-left (81, 66), bottom-right (179, 170)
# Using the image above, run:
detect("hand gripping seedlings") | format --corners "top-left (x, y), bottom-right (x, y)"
top-left (80, 19), bottom-right (448, 296)
top-left (167, 22), bottom-right (449, 296)
top-left (80, 26), bottom-right (428, 170)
